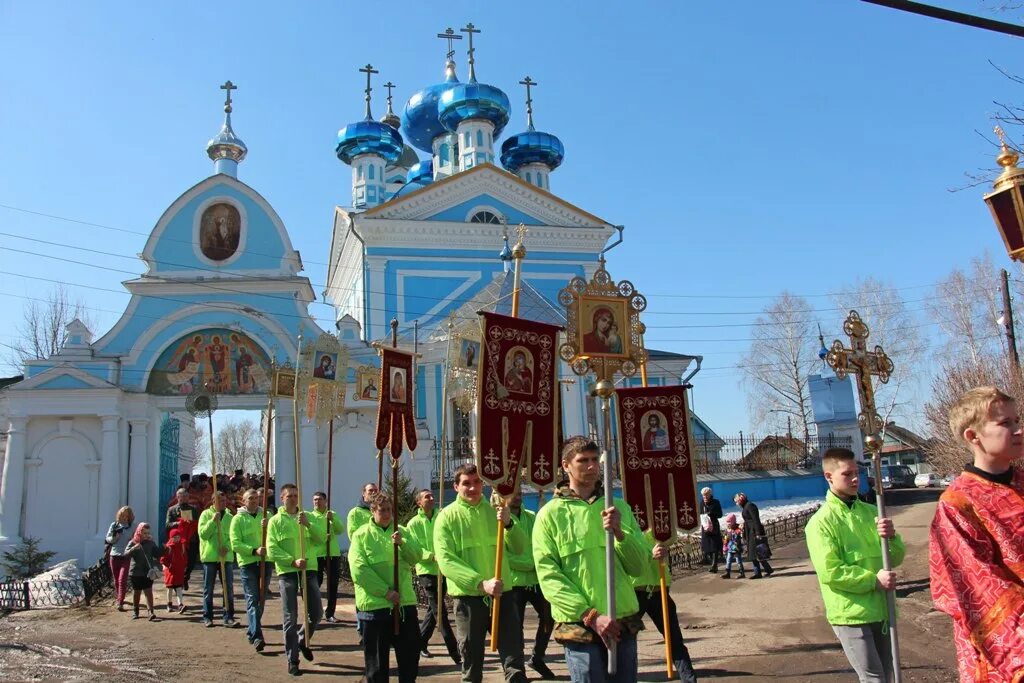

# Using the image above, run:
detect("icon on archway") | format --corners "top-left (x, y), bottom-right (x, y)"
top-left (199, 202), bottom-right (241, 261)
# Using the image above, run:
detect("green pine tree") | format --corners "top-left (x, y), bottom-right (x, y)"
top-left (386, 463), bottom-right (420, 525)
top-left (1, 536), bottom-right (57, 579)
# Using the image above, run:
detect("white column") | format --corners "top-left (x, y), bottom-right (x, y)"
top-left (432, 133), bottom-right (457, 179)
top-left (0, 416), bottom-right (28, 541)
top-left (366, 256), bottom-right (387, 341)
top-left (351, 154), bottom-right (386, 209)
top-left (128, 418), bottom-right (150, 516)
top-left (456, 120), bottom-right (495, 172)
top-left (177, 414), bottom-right (196, 476)
top-left (517, 162), bottom-right (550, 190)
top-left (274, 402), bottom-right (296, 487)
top-left (97, 415), bottom-right (121, 537)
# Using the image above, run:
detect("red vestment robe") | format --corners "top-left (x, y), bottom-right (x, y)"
top-left (929, 469), bottom-right (1024, 682)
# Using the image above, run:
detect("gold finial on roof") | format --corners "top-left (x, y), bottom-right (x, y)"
top-left (512, 223), bottom-right (527, 259)
top-left (995, 126), bottom-right (1020, 169)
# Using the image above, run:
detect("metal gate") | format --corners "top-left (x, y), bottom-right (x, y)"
top-left (157, 415), bottom-right (180, 541)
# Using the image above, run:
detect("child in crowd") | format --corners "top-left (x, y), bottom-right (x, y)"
top-left (161, 528), bottom-right (188, 614)
top-left (123, 522), bottom-right (164, 621)
top-left (721, 514), bottom-right (746, 579)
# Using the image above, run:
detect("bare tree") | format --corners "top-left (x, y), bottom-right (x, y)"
top-left (741, 292), bottom-right (818, 442)
top-left (6, 284), bottom-right (93, 371)
top-left (928, 255), bottom-right (1004, 364)
top-left (213, 419), bottom-right (263, 474)
top-left (190, 424), bottom-right (206, 471)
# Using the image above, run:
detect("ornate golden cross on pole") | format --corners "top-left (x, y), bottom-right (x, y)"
top-left (825, 309), bottom-right (902, 683)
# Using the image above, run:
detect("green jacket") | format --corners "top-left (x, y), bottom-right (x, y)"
top-left (230, 508), bottom-right (267, 567)
top-left (349, 520), bottom-right (422, 611)
top-left (805, 491), bottom-right (906, 625)
top-left (508, 507), bottom-right (539, 588)
top-left (198, 508), bottom-right (233, 563)
top-left (266, 508), bottom-right (325, 575)
top-left (404, 507), bottom-right (439, 576)
top-left (433, 495), bottom-right (527, 597)
top-left (532, 484), bottom-right (647, 623)
top-left (347, 504), bottom-right (372, 542)
top-left (630, 530), bottom-right (667, 590)
top-left (308, 509), bottom-right (343, 558)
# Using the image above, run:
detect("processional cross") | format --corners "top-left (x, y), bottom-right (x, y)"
top-left (436, 27), bottom-right (462, 62)
top-left (825, 309), bottom-right (903, 682)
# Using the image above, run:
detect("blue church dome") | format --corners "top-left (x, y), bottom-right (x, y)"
top-left (438, 82), bottom-right (510, 137)
top-left (406, 158), bottom-right (433, 185)
top-left (500, 130), bottom-right (564, 172)
top-left (336, 120), bottom-right (404, 165)
top-left (401, 63), bottom-right (460, 154)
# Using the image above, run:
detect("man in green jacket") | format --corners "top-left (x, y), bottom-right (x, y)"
top-left (806, 448), bottom-right (905, 683)
top-left (350, 491), bottom-right (423, 682)
top-left (405, 488), bottom-right (460, 665)
top-left (198, 491), bottom-right (236, 628)
top-left (309, 491), bottom-right (344, 623)
top-left (631, 530), bottom-right (697, 683)
top-left (508, 486), bottom-right (555, 680)
top-left (346, 481), bottom-right (377, 542)
top-left (532, 436), bottom-right (648, 683)
top-left (434, 463), bottom-right (528, 683)
top-left (267, 483), bottom-right (324, 677)
top-left (230, 488), bottom-right (270, 651)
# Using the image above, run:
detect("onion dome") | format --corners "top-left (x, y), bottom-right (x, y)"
top-left (336, 64), bottom-right (405, 165)
top-left (402, 60), bottom-right (460, 153)
top-left (437, 24), bottom-right (510, 136)
top-left (206, 80), bottom-right (247, 165)
top-left (380, 80), bottom-right (401, 130)
top-left (406, 158), bottom-right (433, 185)
top-left (500, 76), bottom-right (563, 173)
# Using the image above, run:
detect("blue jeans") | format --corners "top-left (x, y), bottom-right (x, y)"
top-left (202, 561), bottom-right (234, 622)
top-left (239, 562), bottom-right (271, 642)
top-left (563, 634), bottom-right (637, 683)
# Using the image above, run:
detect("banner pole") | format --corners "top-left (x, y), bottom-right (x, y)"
top-left (438, 317), bottom-right (454, 630)
top-left (207, 409), bottom-right (230, 612)
top-left (259, 393), bottom-right (273, 606)
top-left (390, 319), bottom-right (401, 636)
top-left (595, 372), bottom-right (617, 675)
top-left (325, 417), bottom-right (335, 605)
top-left (293, 334), bottom-right (312, 646)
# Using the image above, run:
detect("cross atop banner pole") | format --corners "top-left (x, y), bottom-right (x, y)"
top-left (825, 309), bottom-right (902, 683)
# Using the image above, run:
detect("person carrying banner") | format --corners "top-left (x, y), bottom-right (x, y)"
top-left (434, 463), bottom-right (529, 683)
top-left (267, 483), bottom-right (324, 677)
top-left (350, 491), bottom-right (423, 682)
top-left (347, 482), bottom-right (378, 542)
top-left (632, 529), bottom-right (698, 682)
top-left (929, 385), bottom-right (1024, 682)
top-left (230, 488), bottom-right (271, 651)
top-left (532, 436), bottom-right (648, 683)
top-left (405, 488), bottom-right (461, 665)
top-left (507, 486), bottom-right (555, 680)
top-left (806, 448), bottom-right (905, 683)
top-left (197, 491), bottom-right (236, 628)
top-left (309, 491), bottom-right (344, 623)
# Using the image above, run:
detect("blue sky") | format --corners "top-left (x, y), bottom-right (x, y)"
top-left (1, 1), bottom-right (1020, 437)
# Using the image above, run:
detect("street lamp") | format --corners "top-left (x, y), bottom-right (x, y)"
top-left (984, 127), bottom-right (1024, 261)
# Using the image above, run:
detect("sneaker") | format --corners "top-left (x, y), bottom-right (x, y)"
top-left (529, 656), bottom-right (556, 680)
top-left (764, 568), bottom-right (775, 577)
top-left (117, 603), bottom-right (125, 612)
top-left (720, 573), bottom-right (731, 579)
top-left (178, 604), bottom-right (186, 614)
top-left (225, 618), bottom-right (239, 628)
top-left (749, 573), bottom-right (762, 580)
top-left (131, 612), bottom-right (140, 620)
top-left (324, 616), bottom-right (338, 624)
top-left (288, 662), bottom-right (301, 677)
top-left (254, 638), bottom-right (265, 653)
top-left (148, 612), bottom-right (158, 622)
top-left (420, 646), bottom-right (431, 658)
top-left (708, 566), bottom-right (718, 573)
top-left (166, 603), bottom-right (174, 613)
top-left (300, 640), bottom-right (314, 662)
top-left (202, 618), bottom-right (214, 628)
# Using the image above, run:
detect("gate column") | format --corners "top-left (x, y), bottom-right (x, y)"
top-left (97, 415), bottom-right (120, 537)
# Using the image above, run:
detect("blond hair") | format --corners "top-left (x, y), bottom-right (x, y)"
top-left (115, 506), bottom-right (134, 524)
top-left (949, 386), bottom-right (1016, 441)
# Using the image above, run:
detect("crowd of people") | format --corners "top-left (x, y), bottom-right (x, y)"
top-left (99, 382), bottom-right (1024, 682)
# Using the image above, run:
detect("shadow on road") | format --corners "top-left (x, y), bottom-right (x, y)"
top-left (896, 578), bottom-right (932, 599)
top-left (884, 488), bottom-right (943, 507)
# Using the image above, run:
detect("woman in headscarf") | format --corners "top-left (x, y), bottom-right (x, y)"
top-left (699, 487), bottom-right (723, 573)
top-left (123, 522), bottom-right (164, 620)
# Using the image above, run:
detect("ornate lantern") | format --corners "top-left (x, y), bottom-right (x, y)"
top-left (984, 126), bottom-right (1024, 261)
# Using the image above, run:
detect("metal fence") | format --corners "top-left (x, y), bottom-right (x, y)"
top-left (667, 505), bottom-right (820, 577)
top-left (0, 557), bottom-right (112, 611)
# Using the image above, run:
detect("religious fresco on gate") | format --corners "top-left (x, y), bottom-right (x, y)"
top-left (146, 328), bottom-right (272, 395)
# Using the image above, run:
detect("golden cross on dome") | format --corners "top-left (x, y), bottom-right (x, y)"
top-left (436, 27), bottom-right (463, 62)
top-left (359, 63), bottom-right (378, 119)
top-left (220, 80), bottom-right (237, 113)
top-left (995, 125), bottom-right (1008, 145)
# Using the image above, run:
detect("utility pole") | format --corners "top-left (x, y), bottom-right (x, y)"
top-left (1001, 268), bottom-right (1021, 369)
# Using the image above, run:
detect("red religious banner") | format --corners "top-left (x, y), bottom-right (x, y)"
top-left (477, 312), bottom-right (560, 497)
top-left (616, 385), bottom-right (699, 542)
top-left (375, 349), bottom-right (417, 460)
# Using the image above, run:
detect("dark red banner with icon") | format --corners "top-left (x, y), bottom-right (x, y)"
top-left (375, 348), bottom-right (417, 460)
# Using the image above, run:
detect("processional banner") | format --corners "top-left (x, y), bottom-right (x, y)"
top-left (375, 348), bottom-right (417, 459)
top-left (300, 333), bottom-right (348, 423)
top-left (616, 385), bottom-right (699, 541)
top-left (477, 312), bottom-right (560, 497)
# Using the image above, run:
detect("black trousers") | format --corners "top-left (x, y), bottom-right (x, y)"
top-left (417, 574), bottom-right (459, 658)
top-left (315, 555), bottom-right (341, 618)
top-left (509, 585), bottom-right (552, 659)
top-left (635, 588), bottom-right (694, 676)
top-left (361, 605), bottom-right (420, 683)
top-left (185, 535), bottom-right (199, 584)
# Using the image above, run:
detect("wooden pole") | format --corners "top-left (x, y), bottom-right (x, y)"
top-left (325, 417), bottom-right (335, 605)
top-left (258, 394), bottom-right (273, 605)
top-left (293, 334), bottom-right (312, 646)
top-left (438, 318), bottom-right (454, 628)
top-left (390, 319), bottom-right (401, 635)
top-left (207, 410), bottom-right (230, 611)
top-left (596, 373), bottom-right (617, 675)
top-left (1001, 268), bottom-right (1020, 369)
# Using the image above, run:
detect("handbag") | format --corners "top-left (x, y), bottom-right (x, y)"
top-left (700, 514), bottom-right (713, 532)
top-left (755, 539), bottom-right (772, 561)
top-left (143, 546), bottom-right (162, 582)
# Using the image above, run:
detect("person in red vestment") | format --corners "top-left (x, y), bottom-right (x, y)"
top-left (929, 385), bottom-right (1024, 683)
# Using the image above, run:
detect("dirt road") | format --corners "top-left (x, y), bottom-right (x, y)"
top-left (0, 490), bottom-right (958, 681)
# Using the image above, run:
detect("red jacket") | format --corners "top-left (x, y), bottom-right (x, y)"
top-left (160, 534), bottom-right (189, 587)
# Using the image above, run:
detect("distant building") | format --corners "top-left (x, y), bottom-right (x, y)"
top-left (880, 422), bottom-right (932, 472)
top-left (741, 435), bottom-right (808, 470)
top-left (809, 372), bottom-right (864, 462)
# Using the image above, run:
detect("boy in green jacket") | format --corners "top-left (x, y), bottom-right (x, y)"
top-left (230, 488), bottom-right (271, 651)
top-left (266, 483), bottom-right (324, 677)
top-left (350, 492), bottom-right (423, 682)
top-left (404, 489), bottom-right (460, 665)
top-left (309, 491), bottom-right (344, 623)
top-left (532, 436), bottom-right (648, 683)
top-left (198, 491), bottom-right (236, 628)
top-left (806, 448), bottom-right (905, 683)
top-left (434, 463), bottom-right (528, 683)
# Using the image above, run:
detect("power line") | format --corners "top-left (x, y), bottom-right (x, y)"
top-left (860, 0), bottom-right (1024, 39)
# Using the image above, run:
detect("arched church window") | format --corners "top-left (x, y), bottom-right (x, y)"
top-left (476, 130), bottom-right (484, 146)
top-left (464, 132), bottom-right (471, 148)
top-left (368, 164), bottom-right (375, 180)
top-left (470, 211), bottom-right (503, 225)
top-left (439, 143), bottom-right (450, 165)
top-left (199, 202), bottom-right (241, 261)
top-left (526, 171), bottom-right (532, 184)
